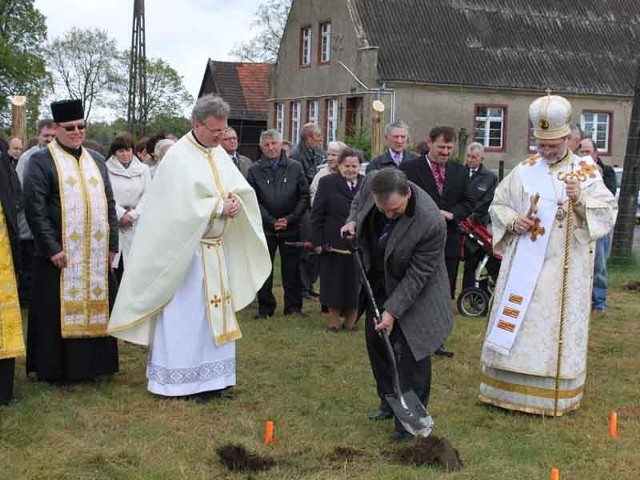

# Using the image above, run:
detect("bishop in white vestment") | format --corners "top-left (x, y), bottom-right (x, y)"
top-left (108, 96), bottom-right (271, 397)
top-left (479, 94), bottom-right (618, 416)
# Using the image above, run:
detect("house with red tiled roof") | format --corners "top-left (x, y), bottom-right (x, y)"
top-left (198, 60), bottom-right (271, 160)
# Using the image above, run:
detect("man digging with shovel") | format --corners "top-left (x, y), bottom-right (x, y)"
top-left (341, 169), bottom-right (452, 442)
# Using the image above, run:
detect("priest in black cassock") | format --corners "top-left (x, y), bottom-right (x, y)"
top-left (23, 99), bottom-right (119, 384)
top-left (0, 148), bottom-right (24, 404)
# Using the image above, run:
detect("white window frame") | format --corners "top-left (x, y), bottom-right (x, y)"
top-left (581, 111), bottom-right (611, 154)
top-left (275, 102), bottom-right (285, 137)
top-left (307, 100), bottom-right (318, 125)
top-left (528, 121), bottom-right (537, 152)
top-left (290, 101), bottom-right (301, 143)
top-left (474, 105), bottom-right (506, 149)
top-left (300, 26), bottom-right (312, 66)
top-left (320, 22), bottom-right (332, 63)
top-left (326, 99), bottom-right (338, 143)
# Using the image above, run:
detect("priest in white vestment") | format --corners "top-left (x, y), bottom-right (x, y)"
top-left (108, 95), bottom-right (271, 398)
top-left (479, 94), bottom-right (618, 416)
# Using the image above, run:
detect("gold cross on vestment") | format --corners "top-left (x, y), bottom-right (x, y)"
top-left (578, 160), bottom-right (597, 179)
top-left (210, 295), bottom-right (222, 307)
top-left (530, 218), bottom-right (546, 242)
top-left (546, 88), bottom-right (552, 96)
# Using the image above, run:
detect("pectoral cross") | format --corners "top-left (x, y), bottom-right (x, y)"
top-left (530, 218), bottom-right (546, 242)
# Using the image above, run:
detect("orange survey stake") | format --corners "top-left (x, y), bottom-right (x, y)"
top-left (550, 468), bottom-right (559, 480)
top-left (264, 420), bottom-right (275, 444)
top-left (609, 411), bottom-right (618, 439)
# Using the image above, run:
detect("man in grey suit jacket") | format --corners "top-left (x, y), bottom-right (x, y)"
top-left (342, 169), bottom-right (452, 441)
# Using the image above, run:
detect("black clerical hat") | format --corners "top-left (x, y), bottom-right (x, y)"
top-left (50, 99), bottom-right (84, 123)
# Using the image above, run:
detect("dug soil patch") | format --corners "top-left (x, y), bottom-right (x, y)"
top-left (217, 443), bottom-right (276, 472)
top-left (394, 435), bottom-right (463, 472)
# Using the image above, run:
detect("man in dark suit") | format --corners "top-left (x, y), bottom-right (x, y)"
top-left (289, 123), bottom-right (326, 299)
top-left (342, 169), bottom-right (452, 441)
top-left (366, 120), bottom-right (419, 172)
top-left (461, 142), bottom-right (498, 290)
top-left (220, 127), bottom-right (252, 178)
top-left (400, 126), bottom-right (475, 299)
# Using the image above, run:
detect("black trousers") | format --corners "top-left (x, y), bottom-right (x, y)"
top-left (298, 210), bottom-right (318, 294)
top-left (0, 358), bottom-right (15, 404)
top-left (257, 233), bottom-right (303, 315)
top-left (18, 239), bottom-right (35, 308)
top-left (462, 247), bottom-right (485, 291)
top-left (445, 256), bottom-right (460, 299)
top-left (365, 290), bottom-right (432, 433)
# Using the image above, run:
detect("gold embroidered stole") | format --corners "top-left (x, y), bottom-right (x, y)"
top-left (49, 141), bottom-right (110, 338)
top-left (193, 140), bottom-right (242, 345)
top-left (0, 202), bottom-right (25, 359)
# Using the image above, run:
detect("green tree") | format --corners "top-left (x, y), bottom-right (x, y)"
top-left (47, 28), bottom-right (124, 120)
top-left (114, 57), bottom-right (193, 124)
top-left (344, 126), bottom-right (372, 161)
top-left (230, 0), bottom-right (291, 62)
top-left (0, 0), bottom-right (49, 130)
top-left (146, 114), bottom-right (191, 137)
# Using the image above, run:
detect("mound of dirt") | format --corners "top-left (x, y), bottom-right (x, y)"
top-left (328, 446), bottom-right (365, 462)
top-left (395, 435), bottom-right (463, 472)
top-left (217, 444), bottom-right (276, 472)
top-left (622, 280), bottom-right (640, 292)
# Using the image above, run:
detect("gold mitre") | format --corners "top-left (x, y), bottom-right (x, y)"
top-left (529, 92), bottom-right (572, 140)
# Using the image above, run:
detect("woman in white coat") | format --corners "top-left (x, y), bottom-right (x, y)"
top-left (106, 135), bottom-right (151, 283)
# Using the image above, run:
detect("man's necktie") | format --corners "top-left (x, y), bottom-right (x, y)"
top-left (434, 163), bottom-right (445, 195)
top-left (393, 152), bottom-right (402, 166)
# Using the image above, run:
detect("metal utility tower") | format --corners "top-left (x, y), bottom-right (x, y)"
top-left (127, 0), bottom-right (148, 137)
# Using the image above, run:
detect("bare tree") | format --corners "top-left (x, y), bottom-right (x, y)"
top-left (47, 28), bottom-right (124, 120)
top-left (230, 0), bottom-right (291, 63)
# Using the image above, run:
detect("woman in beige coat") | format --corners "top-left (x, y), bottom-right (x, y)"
top-left (106, 135), bottom-right (151, 282)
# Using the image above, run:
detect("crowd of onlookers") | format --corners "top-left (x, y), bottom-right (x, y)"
top-left (0, 116), bottom-right (617, 336)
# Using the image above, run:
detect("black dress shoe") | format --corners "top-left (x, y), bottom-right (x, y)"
top-left (253, 312), bottom-right (273, 319)
top-left (284, 309), bottom-right (308, 318)
top-left (368, 409), bottom-right (394, 421)
top-left (434, 347), bottom-right (455, 357)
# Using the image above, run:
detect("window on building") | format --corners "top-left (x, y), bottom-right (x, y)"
top-left (474, 105), bottom-right (507, 150)
top-left (528, 121), bottom-right (537, 152)
top-left (307, 100), bottom-right (318, 125)
top-left (319, 22), bottom-right (332, 63)
top-left (300, 26), bottom-right (312, 66)
top-left (326, 99), bottom-right (338, 143)
top-left (275, 102), bottom-right (285, 137)
top-left (581, 111), bottom-right (612, 154)
top-left (290, 101), bottom-right (301, 142)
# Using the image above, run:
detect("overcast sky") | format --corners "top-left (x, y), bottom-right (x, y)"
top-left (34, 0), bottom-right (263, 117)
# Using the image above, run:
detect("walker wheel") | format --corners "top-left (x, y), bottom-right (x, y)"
top-left (456, 287), bottom-right (489, 317)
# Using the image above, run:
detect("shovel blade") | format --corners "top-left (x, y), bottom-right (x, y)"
top-left (385, 390), bottom-right (434, 438)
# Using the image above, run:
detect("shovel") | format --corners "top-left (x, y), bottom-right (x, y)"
top-left (350, 241), bottom-right (434, 438)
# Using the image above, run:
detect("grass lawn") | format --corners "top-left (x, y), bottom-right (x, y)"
top-left (1, 262), bottom-right (639, 479)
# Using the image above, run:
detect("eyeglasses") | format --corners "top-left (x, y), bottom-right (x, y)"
top-left (202, 124), bottom-right (229, 135)
top-left (60, 123), bottom-right (86, 132)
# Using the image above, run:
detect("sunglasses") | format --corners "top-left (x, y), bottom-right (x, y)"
top-left (61, 123), bottom-right (86, 132)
